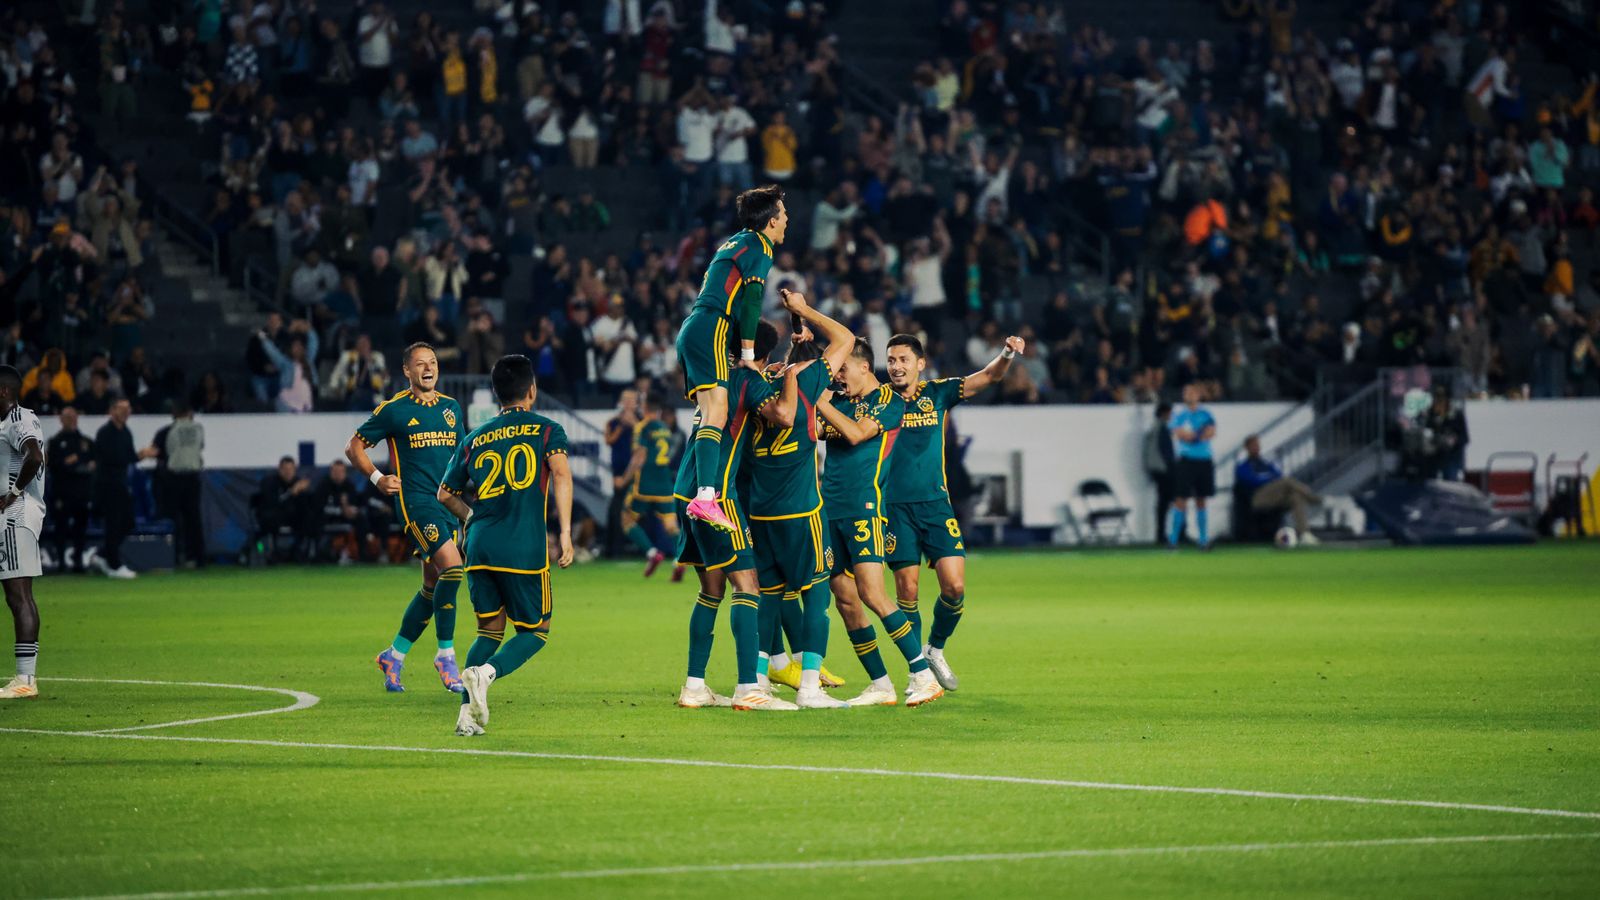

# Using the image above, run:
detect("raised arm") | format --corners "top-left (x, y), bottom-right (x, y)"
top-left (780, 288), bottom-right (855, 374)
top-left (963, 335), bottom-right (1026, 396)
top-left (759, 365), bottom-right (803, 428)
top-left (548, 452), bottom-right (574, 568)
top-left (816, 397), bottom-right (880, 446)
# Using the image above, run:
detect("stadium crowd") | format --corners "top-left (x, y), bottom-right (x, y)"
top-left (0, 0), bottom-right (1598, 416)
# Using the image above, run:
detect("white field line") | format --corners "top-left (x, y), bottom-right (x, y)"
top-left (47, 832), bottom-right (1600, 900)
top-left (40, 677), bottom-right (320, 734)
top-left (3, 723), bottom-right (1599, 822)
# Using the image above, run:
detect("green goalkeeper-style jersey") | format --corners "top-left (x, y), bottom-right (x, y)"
top-left (673, 367), bottom-right (777, 501)
top-left (883, 377), bottom-right (966, 504)
top-left (441, 409), bottom-right (569, 574)
top-left (355, 390), bottom-right (467, 522)
top-left (692, 229), bottom-right (773, 338)
top-left (746, 359), bottom-right (832, 519)
top-left (820, 384), bottom-right (904, 518)
top-left (631, 418), bottom-right (676, 500)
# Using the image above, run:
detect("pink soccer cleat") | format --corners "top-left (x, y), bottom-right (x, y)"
top-left (686, 496), bottom-right (737, 534)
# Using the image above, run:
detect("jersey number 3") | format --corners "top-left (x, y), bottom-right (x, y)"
top-left (475, 445), bottom-right (539, 500)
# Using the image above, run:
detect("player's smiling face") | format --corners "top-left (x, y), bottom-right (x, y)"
top-left (768, 200), bottom-right (788, 244)
top-left (885, 345), bottom-right (924, 390)
top-left (406, 349), bottom-right (439, 393)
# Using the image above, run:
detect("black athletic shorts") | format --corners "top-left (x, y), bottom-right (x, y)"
top-left (1173, 458), bottom-right (1215, 499)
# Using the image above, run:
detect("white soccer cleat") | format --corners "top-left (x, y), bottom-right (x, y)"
top-left (844, 683), bottom-right (898, 707)
top-left (676, 683), bottom-right (733, 708)
top-left (905, 670), bottom-right (945, 707)
top-left (0, 675), bottom-right (38, 699)
top-left (732, 688), bottom-right (799, 711)
top-left (1299, 531), bottom-right (1321, 546)
top-left (454, 706), bottom-right (484, 736)
top-left (107, 565), bottom-right (137, 580)
top-left (461, 665), bottom-right (494, 726)
top-left (924, 647), bottom-right (960, 691)
top-left (795, 687), bottom-right (849, 709)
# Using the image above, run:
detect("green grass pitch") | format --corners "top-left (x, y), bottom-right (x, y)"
top-left (2, 543), bottom-right (1598, 898)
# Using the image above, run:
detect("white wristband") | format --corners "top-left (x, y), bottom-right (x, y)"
top-left (741, 347), bottom-right (755, 362)
top-left (369, 469), bottom-right (385, 486)
top-left (1001, 347), bottom-right (1017, 360)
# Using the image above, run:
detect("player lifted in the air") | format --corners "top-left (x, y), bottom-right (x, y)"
top-left (620, 393), bottom-right (685, 580)
top-left (816, 340), bottom-right (943, 707)
top-left (0, 366), bottom-right (45, 700)
top-left (883, 331), bottom-right (1024, 691)
top-left (346, 342), bottom-right (468, 694)
top-left (674, 321), bottom-right (802, 711)
top-left (744, 289), bottom-right (858, 708)
top-left (437, 354), bottom-right (574, 737)
top-left (674, 184), bottom-right (786, 536)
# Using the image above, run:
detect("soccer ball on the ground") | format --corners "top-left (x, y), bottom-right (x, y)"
top-left (1274, 526), bottom-right (1299, 549)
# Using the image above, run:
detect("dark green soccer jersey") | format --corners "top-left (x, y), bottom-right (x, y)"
top-left (691, 229), bottom-right (773, 340)
top-left (884, 377), bottom-right (966, 503)
top-left (672, 367), bottom-right (777, 501)
top-left (441, 409), bottom-right (569, 573)
top-left (355, 390), bottom-right (466, 522)
top-left (747, 359), bottom-right (832, 519)
top-left (820, 384), bottom-right (904, 518)
top-left (631, 418), bottom-right (676, 500)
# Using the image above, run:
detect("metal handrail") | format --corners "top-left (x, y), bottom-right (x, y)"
top-left (142, 175), bottom-right (219, 277)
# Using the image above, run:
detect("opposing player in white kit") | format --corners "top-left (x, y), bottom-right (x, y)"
top-left (0, 365), bottom-right (46, 699)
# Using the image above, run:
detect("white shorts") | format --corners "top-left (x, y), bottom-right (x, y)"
top-left (0, 521), bottom-right (42, 580)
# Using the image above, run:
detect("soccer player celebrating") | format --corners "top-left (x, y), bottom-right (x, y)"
top-left (674, 184), bottom-right (787, 535)
top-left (816, 340), bottom-right (943, 707)
top-left (346, 342), bottom-right (468, 693)
top-left (674, 321), bottom-right (801, 711)
top-left (437, 354), bottom-right (574, 737)
top-left (620, 393), bottom-right (684, 580)
top-left (745, 289), bottom-right (858, 709)
top-left (1168, 383), bottom-right (1217, 550)
top-left (883, 331), bottom-right (1024, 691)
top-left (0, 366), bottom-right (45, 700)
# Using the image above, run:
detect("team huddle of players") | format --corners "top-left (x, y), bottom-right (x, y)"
top-left (347, 185), bottom-right (1021, 730)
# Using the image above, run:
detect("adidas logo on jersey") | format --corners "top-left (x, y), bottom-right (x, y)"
top-left (408, 418), bottom-right (421, 426)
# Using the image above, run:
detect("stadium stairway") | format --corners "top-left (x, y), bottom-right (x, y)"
top-left (831, 0), bottom-right (939, 100)
top-left (146, 233), bottom-right (269, 402)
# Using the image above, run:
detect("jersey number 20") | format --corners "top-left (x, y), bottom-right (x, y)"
top-left (475, 445), bottom-right (539, 499)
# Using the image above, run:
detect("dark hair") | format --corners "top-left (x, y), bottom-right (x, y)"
top-left (0, 365), bottom-right (19, 392)
top-left (849, 337), bottom-right (874, 370)
top-left (736, 184), bottom-right (785, 233)
top-left (491, 354), bottom-right (536, 405)
top-left (886, 333), bottom-right (926, 359)
top-left (787, 336), bottom-right (822, 363)
top-left (279, 455), bottom-right (296, 466)
top-left (642, 392), bottom-right (665, 414)
top-left (403, 341), bottom-right (436, 364)
top-left (754, 320), bottom-right (780, 363)
top-left (1155, 401), bottom-right (1172, 418)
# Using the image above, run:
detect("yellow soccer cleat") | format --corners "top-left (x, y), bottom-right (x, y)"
top-left (767, 659), bottom-right (802, 690)
top-left (819, 665), bottom-right (846, 688)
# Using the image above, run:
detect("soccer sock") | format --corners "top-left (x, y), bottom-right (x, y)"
top-left (625, 523), bottom-right (655, 555)
top-left (1168, 508), bottom-right (1185, 547)
top-left (778, 589), bottom-right (805, 654)
top-left (15, 641), bottom-right (37, 677)
top-left (799, 667), bottom-right (820, 691)
top-left (460, 623), bottom-right (503, 706)
top-left (801, 582), bottom-right (831, 660)
top-left (392, 586), bottom-right (434, 656)
top-left (757, 651), bottom-right (770, 678)
top-left (758, 590), bottom-right (783, 661)
top-left (897, 595), bottom-right (922, 646)
top-left (881, 609), bottom-right (929, 673)
top-left (687, 592), bottom-right (720, 679)
top-left (488, 629), bottom-right (548, 679)
top-left (692, 427), bottom-right (722, 494)
top-left (432, 566), bottom-right (464, 650)
top-left (929, 593), bottom-right (965, 650)
top-left (730, 591), bottom-right (761, 687)
top-left (640, 515), bottom-right (673, 555)
top-left (1196, 508), bottom-right (1210, 545)
top-left (847, 625), bottom-right (889, 681)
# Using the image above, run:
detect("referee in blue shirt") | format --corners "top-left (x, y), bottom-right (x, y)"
top-left (1168, 384), bottom-right (1217, 550)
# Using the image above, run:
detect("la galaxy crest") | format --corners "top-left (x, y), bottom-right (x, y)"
top-left (884, 530), bottom-right (897, 554)
top-left (824, 546), bottom-right (835, 571)
top-left (423, 523), bottom-right (440, 543)
top-left (918, 397), bottom-right (934, 413)
top-left (442, 408), bottom-right (457, 429)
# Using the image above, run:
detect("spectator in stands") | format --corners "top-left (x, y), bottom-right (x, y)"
top-left (189, 371), bottom-right (233, 414)
top-left (326, 334), bottom-right (390, 412)
top-left (254, 456), bottom-right (317, 560)
top-left (316, 459), bottom-right (372, 564)
top-left (461, 308), bottom-right (504, 375)
top-left (1235, 434), bottom-right (1320, 544)
top-left (47, 406), bottom-right (94, 573)
top-left (159, 405), bottom-right (206, 568)
top-left (289, 249), bottom-right (339, 312)
top-left (23, 348), bottom-right (75, 405)
top-left (119, 346), bottom-right (161, 413)
top-left (591, 299), bottom-right (638, 398)
top-left (92, 398), bottom-right (155, 579)
top-left (403, 305), bottom-right (459, 367)
top-left (357, 3), bottom-right (401, 102)
top-left (106, 275), bottom-right (150, 362)
top-left (257, 318), bottom-right (320, 413)
top-left (76, 370), bottom-right (115, 415)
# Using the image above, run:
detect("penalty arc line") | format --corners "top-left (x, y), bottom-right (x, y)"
top-left (48, 832), bottom-right (1600, 900)
top-left (36, 677), bottom-right (320, 734)
top-left (3, 723), bottom-right (1599, 822)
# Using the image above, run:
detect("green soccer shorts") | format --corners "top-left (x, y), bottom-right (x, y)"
top-left (885, 499), bottom-right (967, 570)
top-left (675, 308), bottom-right (732, 400)
top-left (466, 568), bottom-right (551, 633)
top-left (627, 492), bottom-right (676, 519)
top-left (751, 509), bottom-right (826, 593)
top-left (826, 514), bottom-right (885, 577)
top-left (402, 500), bottom-right (460, 563)
top-left (675, 495), bottom-right (754, 572)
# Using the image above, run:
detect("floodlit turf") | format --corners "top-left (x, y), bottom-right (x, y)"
top-left (2, 543), bottom-right (1598, 899)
